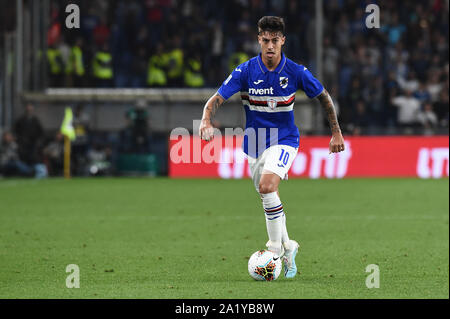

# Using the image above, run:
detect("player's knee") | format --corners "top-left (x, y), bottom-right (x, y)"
top-left (258, 181), bottom-right (277, 194)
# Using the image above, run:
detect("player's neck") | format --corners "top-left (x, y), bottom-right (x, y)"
top-left (262, 53), bottom-right (282, 71)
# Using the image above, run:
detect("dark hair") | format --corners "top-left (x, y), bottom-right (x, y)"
top-left (257, 16), bottom-right (285, 35)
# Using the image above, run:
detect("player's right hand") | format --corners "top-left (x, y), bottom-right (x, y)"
top-left (329, 132), bottom-right (345, 154)
top-left (199, 119), bottom-right (214, 141)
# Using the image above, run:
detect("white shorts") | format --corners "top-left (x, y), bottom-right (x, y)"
top-left (247, 145), bottom-right (298, 192)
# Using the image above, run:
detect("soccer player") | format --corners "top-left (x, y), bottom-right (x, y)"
top-left (199, 16), bottom-right (345, 278)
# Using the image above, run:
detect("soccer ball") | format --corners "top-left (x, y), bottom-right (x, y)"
top-left (248, 250), bottom-right (282, 281)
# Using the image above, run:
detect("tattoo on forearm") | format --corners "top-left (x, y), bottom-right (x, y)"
top-left (204, 95), bottom-right (223, 121)
top-left (317, 89), bottom-right (341, 134)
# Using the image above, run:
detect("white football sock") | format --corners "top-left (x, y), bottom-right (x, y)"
top-left (281, 213), bottom-right (290, 248)
top-left (261, 192), bottom-right (284, 256)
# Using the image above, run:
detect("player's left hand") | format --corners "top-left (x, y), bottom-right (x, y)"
top-left (329, 133), bottom-right (345, 154)
top-left (199, 119), bottom-right (215, 141)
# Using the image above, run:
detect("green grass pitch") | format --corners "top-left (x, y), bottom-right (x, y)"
top-left (0, 177), bottom-right (448, 298)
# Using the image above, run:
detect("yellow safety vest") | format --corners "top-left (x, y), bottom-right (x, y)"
top-left (165, 49), bottom-right (183, 79)
top-left (184, 59), bottom-right (204, 87)
top-left (147, 54), bottom-right (167, 86)
top-left (47, 48), bottom-right (64, 74)
top-left (66, 46), bottom-right (85, 76)
top-left (92, 51), bottom-right (113, 79)
top-left (229, 52), bottom-right (249, 73)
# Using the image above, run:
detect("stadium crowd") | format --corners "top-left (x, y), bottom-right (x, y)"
top-left (47, 0), bottom-right (449, 134)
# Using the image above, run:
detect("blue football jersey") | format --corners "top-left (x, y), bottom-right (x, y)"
top-left (217, 52), bottom-right (324, 158)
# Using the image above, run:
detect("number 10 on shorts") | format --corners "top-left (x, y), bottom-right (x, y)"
top-left (278, 149), bottom-right (289, 167)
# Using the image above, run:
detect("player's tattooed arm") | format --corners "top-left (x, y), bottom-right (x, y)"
top-left (316, 89), bottom-right (345, 153)
top-left (202, 93), bottom-right (224, 122)
top-left (199, 93), bottom-right (225, 141)
top-left (317, 89), bottom-right (341, 134)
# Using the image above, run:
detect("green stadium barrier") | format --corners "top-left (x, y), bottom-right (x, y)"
top-left (117, 153), bottom-right (158, 176)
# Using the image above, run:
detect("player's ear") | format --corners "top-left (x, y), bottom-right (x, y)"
top-left (281, 36), bottom-right (286, 46)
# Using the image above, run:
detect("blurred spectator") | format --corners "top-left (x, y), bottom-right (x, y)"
top-left (166, 36), bottom-right (184, 87)
top-left (242, 30), bottom-right (260, 57)
top-left (147, 44), bottom-right (167, 87)
top-left (398, 70), bottom-right (419, 92)
top-left (130, 46), bottom-right (148, 88)
top-left (66, 37), bottom-right (86, 87)
top-left (47, 9), bottom-right (62, 46)
top-left (208, 21), bottom-right (225, 85)
top-left (93, 16), bottom-right (111, 47)
top-left (228, 45), bottom-right (249, 74)
top-left (43, 132), bottom-right (64, 176)
top-left (349, 100), bottom-right (371, 136)
top-left (92, 42), bottom-right (114, 87)
top-left (80, 5), bottom-right (100, 43)
top-left (350, 7), bottom-right (366, 35)
top-left (417, 102), bottom-right (439, 135)
top-left (385, 71), bottom-right (399, 91)
top-left (323, 36), bottom-right (339, 89)
top-left (347, 77), bottom-right (364, 113)
top-left (391, 89), bottom-right (421, 130)
top-left (85, 142), bottom-right (113, 176)
top-left (384, 87), bottom-right (399, 127)
top-left (0, 132), bottom-right (34, 177)
top-left (410, 40), bottom-right (431, 80)
top-left (334, 14), bottom-right (351, 50)
top-left (426, 72), bottom-right (443, 102)
top-left (119, 100), bottom-right (151, 154)
top-left (184, 53), bottom-right (205, 87)
top-left (72, 105), bottom-right (92, 175)
top-left (135, 26), bottom-right (150, 52)
top-left (365, 75), bottom-right (385, 126)
top-left (118, 116), bottom-right (135, 154)
top-left (433, 89), bottom-right (449, 127)
top-left (381, 13), bottom-right (406, 46)
top-left (414, 81), bottom-right (431, 105)
top-left (47, 40), bottom-right (65, 87)
top-left (14, 103), bottom-right (45, 166)
top-left (387, 42), bottom-right (409, 80)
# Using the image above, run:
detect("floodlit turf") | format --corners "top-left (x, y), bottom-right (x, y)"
top-left (0, 177), bottom-right (448, 299)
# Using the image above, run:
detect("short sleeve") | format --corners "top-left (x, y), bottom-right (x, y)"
top-left (217, 64), bottom-right (246, 100)
top-left (297, 65), bottom-right (324, 99)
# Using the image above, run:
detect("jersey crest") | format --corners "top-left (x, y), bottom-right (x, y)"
top-left (280, 77), bottom-right (288, 89)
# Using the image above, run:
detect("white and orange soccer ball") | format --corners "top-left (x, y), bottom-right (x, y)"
top-left (248, 249), bottom-right (282, 281)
